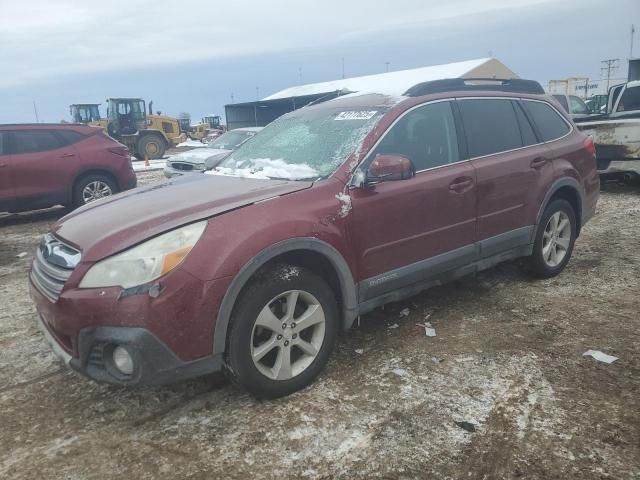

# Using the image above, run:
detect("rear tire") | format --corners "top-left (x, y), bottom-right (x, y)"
top-left (526, 199), bottom-right (576, 278)
top-left (72, 174), bottom-right (118, 209)
top-left (225, 264), bottom-right (339, 399)
top-left (137, 134), bottom-right (166, 160)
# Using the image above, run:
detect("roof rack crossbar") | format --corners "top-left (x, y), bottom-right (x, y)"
top-left (403, 78), bottom-right (545, 97)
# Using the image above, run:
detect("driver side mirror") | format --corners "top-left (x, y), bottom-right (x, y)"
top-left (367, 154), bottom-right (415, 183)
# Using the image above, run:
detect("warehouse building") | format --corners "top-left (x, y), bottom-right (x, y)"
top-left (224, 57), bottom-right (518, 130)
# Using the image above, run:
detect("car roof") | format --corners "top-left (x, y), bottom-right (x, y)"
top-left (0, 123), bottom-right (95, 130)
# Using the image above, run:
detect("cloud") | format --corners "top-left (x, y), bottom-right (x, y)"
top-left (0, 0), bottom-right (554, 88)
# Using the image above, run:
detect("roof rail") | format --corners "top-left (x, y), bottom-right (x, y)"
top-left (403, 78), bottom-right (545, 97)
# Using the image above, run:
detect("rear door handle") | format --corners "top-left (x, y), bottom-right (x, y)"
top-left (449, 177), bottom-right (474, 192)
top-left (60, 153), bottom-right (75, 158)
top-left (0, 164), bottom-right (7, 168)
top-left (530, 157), bottom-right (549, 169)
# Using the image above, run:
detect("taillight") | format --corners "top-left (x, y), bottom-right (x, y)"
top-left (108, 146), bottom-right (129, 157)
top-left (583, 135), bottom-right (596, 158)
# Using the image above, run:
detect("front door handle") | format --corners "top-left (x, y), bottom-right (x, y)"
top-left (60, 153), bottom-right (75, 158)
top-left (449, 177), bottom-right (474, 192)
top-left (0, 164), bottom-right (7, 168)
top-left (530, 157), bottom-right (549, 169)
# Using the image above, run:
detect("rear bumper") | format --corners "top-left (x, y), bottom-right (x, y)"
top-left (598, 159), bottom-right (640, 176)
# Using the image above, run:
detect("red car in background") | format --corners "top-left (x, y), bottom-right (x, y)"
top-left (0, 123), bottom-right (136, 213)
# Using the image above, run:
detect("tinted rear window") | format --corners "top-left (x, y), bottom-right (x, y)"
top-left (618, 85), bottom-right (640, 112)
top-left (523, 100), bottom-right (570, 142)
top-left (56, 130), bottom-right (86, 146)
top-left (12, 130), bottom-right (63, 154)
top-left (458, 99), bottom-right (523, 157)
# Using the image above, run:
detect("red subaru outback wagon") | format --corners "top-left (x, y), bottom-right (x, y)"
top-left (0, 123), bottom-right (136, 213)
top-left (30, 79), bottom-right (599, 398)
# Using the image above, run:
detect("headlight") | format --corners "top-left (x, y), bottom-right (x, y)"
top-left (79, 221), bottom-right (207, 289)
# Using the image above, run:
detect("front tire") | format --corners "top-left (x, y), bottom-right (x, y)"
top-left (527, 199), bottom-right (576, 278)
top-left (225, 264), bottom-right (339, 399)
top-left (137, 134), bottom-right (166, 160)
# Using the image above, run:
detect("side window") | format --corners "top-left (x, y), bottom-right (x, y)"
top-left (0, 132), bottom-right (5, 155)
top-left (12, 131), bottom-right (63, 154)
top-left (523, 101), bottom-right (570, 142)
top-left (370, 101), bottom-right (460, 171)
top-left (513, 102), bottom-right (538, 146)
top-left (568, 96), bottom-right (589, 114)
top-left (56, 130), bottom-right (86, 146)
top-left (617, 86), bottom-right (640, 112)
top-left (553, 95), bottom-right (569, 113)
top-left (458, 99), bottom-right (523, 157)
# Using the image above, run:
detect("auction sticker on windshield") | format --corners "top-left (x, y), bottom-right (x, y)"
top-left (334, 111), bottom-right (378, 120)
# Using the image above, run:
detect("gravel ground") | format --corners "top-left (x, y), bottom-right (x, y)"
top-left (0, 172), bottom-right (638, 479)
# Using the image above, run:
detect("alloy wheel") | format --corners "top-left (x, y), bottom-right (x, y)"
top-left (542, 211), bottom-right (571, 267)
top-left (250, 290), bottom-right (326, 381)
top-left (82, 181), bottom-right (113, 204)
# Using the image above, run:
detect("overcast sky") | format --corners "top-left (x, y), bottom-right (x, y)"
top-left (1, 0), bottom-right (638, 123)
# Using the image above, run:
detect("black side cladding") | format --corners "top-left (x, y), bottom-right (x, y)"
top-left (403, 78), bottom-right (545, 97)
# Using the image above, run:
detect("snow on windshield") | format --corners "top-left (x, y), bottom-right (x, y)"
top-left (212, 108), bottom-right (386, 180)
top-left (206, 158), bottom-right (318, 180)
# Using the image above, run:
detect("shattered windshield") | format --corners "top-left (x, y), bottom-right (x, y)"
top-left (208, 130), bottom-right (256, 150)
top-left (211, 107), bottom-right (385, 180)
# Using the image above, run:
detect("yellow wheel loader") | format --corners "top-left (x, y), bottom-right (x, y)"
top-left (105, 98), bottom-right (186, 159)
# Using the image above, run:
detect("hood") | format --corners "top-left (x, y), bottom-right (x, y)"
top-left (168, 147), bottom-right (230, 164)
top-left (54, 174), bottom-right (312, 261)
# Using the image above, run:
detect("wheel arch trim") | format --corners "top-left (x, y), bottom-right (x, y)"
top-left (212, 237), bottom-right (358, 356)
top-left (532, 176), bottom-right (584, 242)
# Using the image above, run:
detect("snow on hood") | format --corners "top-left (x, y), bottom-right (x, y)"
top-left (168, 147), bottom-right (230, 164)
top-left (206, 158), bottom-right (319, 180)
top-left (175, 139), bottom-right (209, 148)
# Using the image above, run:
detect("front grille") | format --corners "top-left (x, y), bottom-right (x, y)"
top-left (30, 234), bottom-right (80, 302)
top-left (170, 162), bottom-right (194, 171)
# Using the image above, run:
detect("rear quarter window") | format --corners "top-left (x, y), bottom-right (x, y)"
top-left (523, 100), bottom-right (571, 142)
top-left (56, 130), bottom-right (87, 146)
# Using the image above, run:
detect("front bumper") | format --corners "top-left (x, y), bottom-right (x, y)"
top-left (29, 267), bottom-right (231, 386)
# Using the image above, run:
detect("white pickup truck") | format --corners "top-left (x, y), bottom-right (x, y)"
top-left (575, 80), bottom-right (640, 181)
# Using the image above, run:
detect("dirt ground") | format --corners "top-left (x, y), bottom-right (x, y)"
top-left (0, 171), bottom-right (638, 480)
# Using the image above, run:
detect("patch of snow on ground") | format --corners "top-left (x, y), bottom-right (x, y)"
top-left (336, 192), bottom-right (352, 218)
top-left (132, 159), bottom-right (166, 172)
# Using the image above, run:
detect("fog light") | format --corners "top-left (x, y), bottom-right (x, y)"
top-left (112, 346), bottom-right (134, 375)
